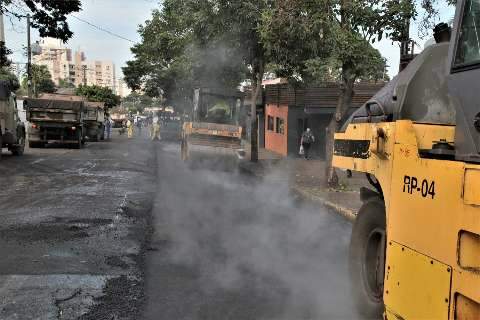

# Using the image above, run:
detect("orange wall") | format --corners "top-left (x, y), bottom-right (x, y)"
top-left (265, 104), bottom-right (288, 156)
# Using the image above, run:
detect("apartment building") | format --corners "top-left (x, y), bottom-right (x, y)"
top-left (115, 78), bottom-right (132, 98)
top-left (33, 38), bottom-right (116, 92)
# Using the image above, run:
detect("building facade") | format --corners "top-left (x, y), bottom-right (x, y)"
top-left (115, 78), bottom-right (132, 98)
top-left (33, 38), bottom-right (116, 92)
top-left (264, 82), bottom-right (385, 158)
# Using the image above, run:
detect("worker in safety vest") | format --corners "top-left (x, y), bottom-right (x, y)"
top-left (127, 119), bottom-right (134, 139)
top-left (151, 116), bottom-right (161, 141)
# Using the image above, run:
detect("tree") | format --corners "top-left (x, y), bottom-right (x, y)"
top-left (122, 93), bottom-right (156, 114)
top-left (123, 0), bottom-right (247, 114)
top-left (58, 78), bottom-right (75, 89)
top-left (0, 67), bottom-right (19, 90)
top-left (1, 0), bottom-right (82, 42)
top-left (261, 0), bottom-right (455, 186)
top-left (21, 64), bottom-right (55, 96)
top-left (124, 0), bottom-right (273, 161)
top-left (0, 41), bottom-right (12, 68)
top-left (75, 84), bottom-right (120, 108)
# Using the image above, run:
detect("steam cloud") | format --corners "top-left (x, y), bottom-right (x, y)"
top-left (153, 148), bottom-right (358, 320)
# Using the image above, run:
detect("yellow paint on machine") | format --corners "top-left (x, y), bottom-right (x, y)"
top-left (333, 120), bottom-right (480, 320)
top-left (384, 242), bottom-right (452, 320)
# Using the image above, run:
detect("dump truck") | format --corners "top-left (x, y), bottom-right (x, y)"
top-left (181, 87), bottom-right (244, 162)
top-left (0, 80), bottom-right (25, 158)
top-left (25, 93), bottom-right (86, 149)
top-left (332, 1), bottom-right (480, 319)
top-left (84, 101), bottom-right (105, 142)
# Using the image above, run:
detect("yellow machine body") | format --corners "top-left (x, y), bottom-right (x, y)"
top-left (333, 120), bottom-right (480, 320)
top-left (181, 121), bottom-right (243, 161)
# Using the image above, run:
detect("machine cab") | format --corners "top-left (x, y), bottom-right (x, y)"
top-left (448, 0), bottom-right (480, 162)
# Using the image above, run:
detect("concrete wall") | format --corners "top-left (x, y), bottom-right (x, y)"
top-left (265, 104), bottom-right (288, 156)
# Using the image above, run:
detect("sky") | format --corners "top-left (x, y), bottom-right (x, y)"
top-left (4, 0), bottom-right (456, 80)
top-left (4, 0), bottom-right (159, 79)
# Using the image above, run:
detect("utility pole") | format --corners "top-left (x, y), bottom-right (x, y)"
top-left (0, 13), bottom-right (5, 44)
top-left (27, 15), bottom-right (33, 97)
top-left (399, 4), bottom-right (414, 73)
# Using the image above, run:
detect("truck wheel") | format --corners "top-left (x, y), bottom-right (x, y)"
top-left (73, 131), bottom-right (83, 149)
top-left (349, 197), bottom-right (386, 318)
top-left (11, 134), bottom-right (25, 156)
top-left (91, 131), bottom-right (99, 142)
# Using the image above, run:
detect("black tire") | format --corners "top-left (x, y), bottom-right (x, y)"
top-left (349, 197), bottom-right (386, 319)
top-left (73, 130), bottom-right (83, 149)
top-left (91, 131), bottom-right (100, 142)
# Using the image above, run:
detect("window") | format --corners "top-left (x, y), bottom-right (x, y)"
top-left (454, 0), bottom-right (480, 69)
top-left (267, 115), bottom-right (274, 131)
top-left (276, 117), bottom-right (285, 134)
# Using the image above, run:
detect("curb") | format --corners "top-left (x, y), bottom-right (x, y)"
top-left (239, 161), bottom-right (357, 222)
top-left (292, 186), bottom-right (357, 222)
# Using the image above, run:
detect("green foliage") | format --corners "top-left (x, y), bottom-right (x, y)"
top-left (1, 0), bottom-right (82, 42)
top-left (58, 78), bottom-right (75, 89)
top-left (123, 0), bottom-right (268, 110)
top-left (122, 93), bottom-right (157, 113)
top-left (75, 84), bottom-right (120, 108)
top-left (260, 0), bottom-right (398, 84)
top-left (22, 64), bottom-right (55, 96)
top-left (0, 67), bottom-right (19, 91)
top-left (123, 3), bottom-right (195, 108)
top-left (0, 41), bottom-right (12, 68)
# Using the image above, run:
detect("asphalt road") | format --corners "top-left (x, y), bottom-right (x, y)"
top-left (0, 134), bottom-right (356, 319)
top-left (144, 143), bottom-right (356, 320)
top-left (0, 132), bottom-right (155, 319)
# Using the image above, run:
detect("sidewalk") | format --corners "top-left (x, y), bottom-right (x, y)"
top-left (239, 147), bottom-right (369, 221)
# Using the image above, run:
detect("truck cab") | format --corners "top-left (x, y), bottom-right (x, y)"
top-left (0, 80), bottom-right (25, 158)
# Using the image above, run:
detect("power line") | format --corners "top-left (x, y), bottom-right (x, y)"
top-left (70, 15), bottom-right (135, 43)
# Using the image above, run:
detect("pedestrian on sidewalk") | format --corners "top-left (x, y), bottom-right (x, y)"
top-left (136, 119), bottom-right (143, 137)
top-left (104, 115), bottom-right (113, 140)
top-left (300, 128), bottom-right (315, 159)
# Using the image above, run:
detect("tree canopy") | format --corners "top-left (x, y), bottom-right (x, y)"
top-left (124, 0), bottom-right (454, 164)
top-left (75, 84), bottom-right (121, 108)
top-left (21, 64), bottom-right (54, 96)
top-left (1, 0), bottom-right (82, 42)
top-left (0, 67), bottom-right (19, 90)
top-left (122, 92), bottom-right (157, 114)
top-left (122, 0), bottom-right (248, 111)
